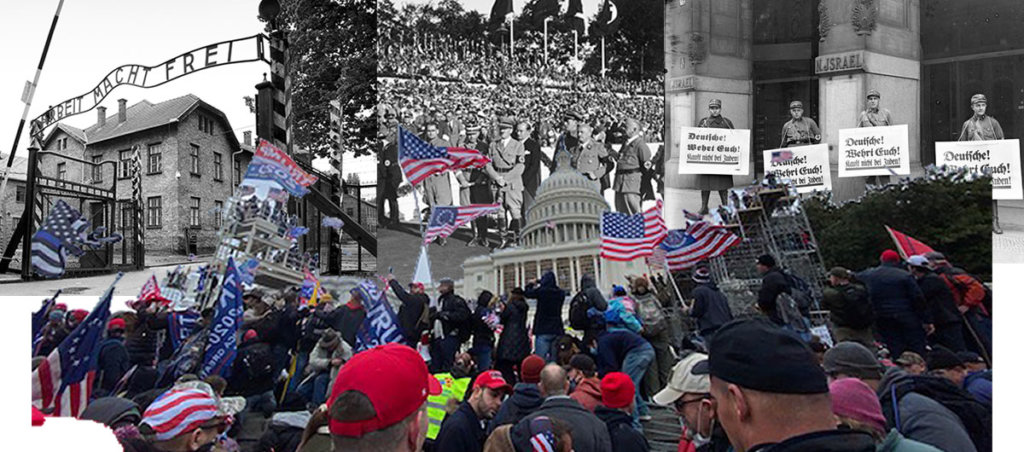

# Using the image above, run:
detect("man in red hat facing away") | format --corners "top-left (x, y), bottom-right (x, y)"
top-left (435, 369), bottom-right (512, 452)
top-left (327, 343), bottom-right (443, 452)
top-left (856, 250), bottom-right (931, 357)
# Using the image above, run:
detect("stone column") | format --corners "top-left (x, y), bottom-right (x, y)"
top-left (664, 0), bottom-right (755, 229)
top-left (816, 0), bottom-right (921, 201)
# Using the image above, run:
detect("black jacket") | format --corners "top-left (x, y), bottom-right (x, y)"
top-left (125, 310), bottom-right (169, 367)
top-left (690, 282), bottom-right (733, 336)
top-left (471, 292), bottom-right (496, 349)
top-left (96, 337), bottom-right (131, 396)
top-left (915, 271), bottom-right (962, 326)
top-left (525, 271), bottom-right (568, 336)
top-left (434, 400), bottom-right (486, 452)
top-left (748, 429), bottom-right (876, 452)
top-left (330, 302), bottom-right (367, 348)
top-left (437, 291), bottom-right (472, 339)
top-left (275, 304), bottom-right (302, 350)
top-left (514, 397), bottom-right (612, 452)
top-left (229, 341), bottom-right (276, 396)
top-left (495, 296), bottom-right (530, 363)
top-left (857, 263), bottom-right (929, 322)
top-left (488, 383), bottom-right (543, 434)
top-left (389, 279), bottom-right (428, 344)
top-left (757, 268), bottom-right (790, 322)
top-left (298, 308), bottom-right (332, 353)
top-left (595, 405), bottom-right (650, 452)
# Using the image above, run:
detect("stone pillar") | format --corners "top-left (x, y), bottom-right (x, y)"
top-left (816, 0), bottom-right (921, 201)
top-left (664, 0), bottom-right (754, 229)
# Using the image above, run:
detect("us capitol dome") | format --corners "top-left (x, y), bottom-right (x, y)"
top-left (462, 150), bottom-right (645, 296)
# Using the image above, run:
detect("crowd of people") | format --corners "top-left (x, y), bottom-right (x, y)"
top-left (29, 242), bottom-right (993, 451)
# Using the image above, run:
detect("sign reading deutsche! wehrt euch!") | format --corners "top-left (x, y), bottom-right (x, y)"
top-left (678, 127), bottom-right (750, 176)
top-left (838, 124), bottom-right (910, 177)
top-left (763, 144), bottom-right (832, 194)
top-left (30, 34), bottom-right (270, 137)
top-left (936, 139), bottom-right (1023, 200)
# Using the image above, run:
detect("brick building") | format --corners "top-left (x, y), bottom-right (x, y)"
top-left (0, 157), bottom-right (28, 259)
top-left (39, 94), bottom-right (253, 255)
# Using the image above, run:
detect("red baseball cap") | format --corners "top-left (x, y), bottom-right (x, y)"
top-left (107, 318), bottom-right (126, 331)
top-left (328, 343), bottom-right (442, 437)
top-left (601, 372), bottom-right (635, 409)
top-left (473, 370), bottom-right (512, 393)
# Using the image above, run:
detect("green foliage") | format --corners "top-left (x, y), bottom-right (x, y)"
top-left (804, 172), bottom-right (992, 280)
top-left (266, 0), bottom-right (376, 159)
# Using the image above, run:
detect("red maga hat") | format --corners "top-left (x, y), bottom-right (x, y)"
top-left (473, 370), bottom-right (512, 393)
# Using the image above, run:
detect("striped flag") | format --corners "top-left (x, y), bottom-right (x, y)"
top-left (885, 225), bottom-right (935, 259)
top-left (31, 200), bottom-right (90, 278)
top-left (131, 145), bottom-right (144, 258)
top-left (661, 221), bottom-right (742, 271)
top-left (600, 200), bottom-right (666, 261)
top-left (771, 150), bottom-right (795, 163)
top-left (300, 269), bottom-right (321, 307)
top-left (32, 277), bottom-right (118, 417)
top-left (398, 126), bottom-right (490, 186)
top-left (138, 274), bottom-right (167, 304)
top-left (424, 204), bottom-right (502, 245)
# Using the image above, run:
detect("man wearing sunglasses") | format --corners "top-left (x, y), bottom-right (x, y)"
top-left (653, 352), bottom-right (730, 452)
top-left (128, 388), bottom-right (230, 452)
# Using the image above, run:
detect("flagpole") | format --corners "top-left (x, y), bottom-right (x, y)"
top-left (574, 29), bottom-right (579, 60)
top-left (509, 15), bottom-right (514, 60)
top-left (543, 17), bottom-right (551, 65)
top-left (601, 36), bottom-right (606, 78)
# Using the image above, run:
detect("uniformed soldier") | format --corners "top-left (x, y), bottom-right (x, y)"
top-left (780, 100), bottom-right (822, 148)
top-left (455, 123), bottom-right (493, 247)
top-left (488, 118), bottom-right (526, 248)
top-left (422, 122), bottom-right (454, 245)
top-left (614, 118), bottom-right (653, 214)
top-left (573, 123), bottom-right (610, 191)
top-left (559, 111), bottom-right (583, 155)
top-left (860, 89), bottom-right (895, 187)
top-left (378, 110), bottom-right (401, 228)
top-left (958, 94), bottom-right (1005, 234)
top-left (593, 125), bottom-right (616, 192)
top-left (696, 99), bottom-right (736, 215)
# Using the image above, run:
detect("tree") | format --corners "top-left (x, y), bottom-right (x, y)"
top-left (261, 0), bottom-right (376, 160)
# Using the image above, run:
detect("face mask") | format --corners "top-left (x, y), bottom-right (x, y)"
top-left (568, 378), bottom-right (578, 394)
top-left (684, 401), bottom-right (714, 448)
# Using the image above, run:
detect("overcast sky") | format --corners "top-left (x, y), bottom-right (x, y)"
top-left (0, 0), bottom-right (376, 183)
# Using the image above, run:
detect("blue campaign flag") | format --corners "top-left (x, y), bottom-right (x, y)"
top-left (354, 280), bottom-right (404, 352)
top-left (200, 258), bottom-right (244, 379)
top-left (168, 311), bottom-right (200, 352)
top-left (243, 161), bottom-right (310, 197)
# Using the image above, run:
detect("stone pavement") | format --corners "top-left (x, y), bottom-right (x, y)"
top-left (644, 403), bottom-right (685, 451)
top-left (994, 202), bottom-right (1024, 264)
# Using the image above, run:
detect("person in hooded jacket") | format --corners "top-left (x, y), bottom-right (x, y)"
top-left (470, 291), bottom-right (498, 371)
top-left (494, 288), bottom-right (531, 385)
top-left (34, 310), bottom-right (69, 357)
top-left (578, 274), bottom-right (609, 348)
top-left (631, 276), bottom-right (672, 409)
top-left (906, 256), bottom-right (966, 352)
top-left (299, 329), bottom-right (352, 408)
top-left (330, 289), bottom-right (367, 349)
top-left (125, 301), bottom-right (170, 367)
top-left (755, 254), bottom-right (790, 324)
top-left (432, 278), bottom-right (473, 373)
top-left (387, 275), bottom-right (430, 346)
top-left (595, 372), bottom-right (650, 452)
top-left (525, 271), bottom-right (568, 362)
top-left (688, 266), bottom-right (733, 340)
top-left (856, 250), bottom-right (931, 357)
top-left (97, 318), bottom-right (132, 398)
top-left (229, 330), bottom-right (277, 417)
top-left (488, 354), bottom-right (547, 434)
top-left (829, 378), bottom-right (942, 452)
top-left (568, 354), bottom-right (603, 412)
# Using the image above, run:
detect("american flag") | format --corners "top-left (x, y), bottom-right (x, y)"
top-left (683, 209), bottom-right (704, 222)
top-left (138, 274), bottom-right (167, 305)
top-left (32, 276), bottom-right (118, 417)
top-left (600, 200), bottom-right (666, 261)
top-left (661, 221), bottom-right (742, 271)
top-left (424, 204), bottom-right (501, 245)
top-left (398, 125), bottom-right (490, 186)
top-left (771, 150), bottom-right (795, 163)
top-left (31, 200), bottom-right (90, 278)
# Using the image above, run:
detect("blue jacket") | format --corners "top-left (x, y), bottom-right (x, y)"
top-left (691, 282), bottom-right (733, 336)
top-left (964, 370), bottom-right (992, 406)
top-left (595, 329), bottom-right (650, 376)
top-left (96, 337), bottom-right (130, 396)
top-left (856, 263), bottom-right (929, 321)
top-left (595, 405), bottom-right (650, 452)
top-left (605, 297), bottom-right (642, 333)
top-left (525, 271), bottom-right (568, 335)
top-left (488, 383), bottom-right (543, 434)
top-left (435, 400), bottom-right (486, 452)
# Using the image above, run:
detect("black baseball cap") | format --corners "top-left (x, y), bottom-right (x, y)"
top-left (756, 254), bottom-right (776, 267)
top-left (708, 319), bottom-right (828, 394)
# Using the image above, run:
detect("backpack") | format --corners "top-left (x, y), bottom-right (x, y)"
top-left (941, 271), bottom-right (992, 316)
top-left (783, 271), bottom-right (815, 317)
top-left (452, 296), bottom-right (473, 344)
top-left (840, 283), bottom-right (875, 329)
top-left (636, 293), bottom-right (667, 337)
top-left (776, 291), bottom-right (813, 341)
top-left (568, 291), bottom-right (592, 331)
top-left (880, 374), bottom-right (992, 452)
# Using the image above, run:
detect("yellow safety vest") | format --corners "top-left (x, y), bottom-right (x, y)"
top-left (426, 372), bottom-right (471, 440)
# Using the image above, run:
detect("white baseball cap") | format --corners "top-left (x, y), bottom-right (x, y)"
top-left (653, 352), bottom-right (710, 406)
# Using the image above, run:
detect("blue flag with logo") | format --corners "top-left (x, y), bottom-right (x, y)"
top-left (354, 280), bottom-right (404, 352)
top-left (200, 257), bottom-right (244, 379)
top-left (168, 311), bottom-right (200, 352)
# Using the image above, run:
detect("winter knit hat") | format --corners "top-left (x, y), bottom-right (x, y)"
top-left (822, 342), bottom-right (884, 380)
top-left (880, 249), bottom-right (900, 263)
top-left (600, 372), bottom-right (635, 409)
top-left (692, 267), bottom-right (711, 284)
top-left (829, 378), bottom-right (887, 436)
top-left (520, 355), bottom-right (546, 384)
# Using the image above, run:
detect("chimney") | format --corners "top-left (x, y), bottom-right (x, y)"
top-left (117, 99), bottom-right (127, 123)
top-left (97, 106), bottom-right (107, 127)
top-left (243, 131), bottom-right (252, 146)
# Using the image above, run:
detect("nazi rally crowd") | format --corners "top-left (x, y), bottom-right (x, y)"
top-left (27, 238), bottom-right (993, 452)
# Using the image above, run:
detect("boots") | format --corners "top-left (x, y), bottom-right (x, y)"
top-left (993, 200), bottom-right (1003, 235)
top-left (509, 219), bottom-right (521, 248)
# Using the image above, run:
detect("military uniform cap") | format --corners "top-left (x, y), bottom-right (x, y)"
top-left (498, 117), bottom-right (515, 129)
top-left (866, 89), bottom-right (880, 99)
top-left (971, 94), bottom-right (987, 105)
top-left (564, 111), bottom-right (585, 121)
top-left (708, 99), bottom-right (722, 108)
top-left (789, 100), bottom-right (804, 109)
